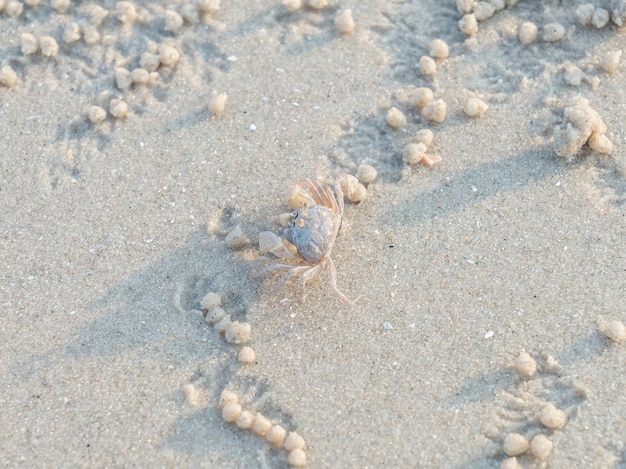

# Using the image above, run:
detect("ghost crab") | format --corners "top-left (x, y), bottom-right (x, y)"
top-left (253, 177), bottom-right (358, 306)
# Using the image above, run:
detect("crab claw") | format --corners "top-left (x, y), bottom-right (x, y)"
top-left (259, 231), bottom-right (298, 260)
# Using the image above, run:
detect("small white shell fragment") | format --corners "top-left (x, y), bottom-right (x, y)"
top-left (456, 0), bottom-right (475, 14)
top-left (51, 0), bottom-right (69, 12)
top-left (602, 320), bottom-right (626, 343)
top-left (222, 401), bottom-right (242, 423)
top-left (266, 424), bottom-right (287, 446)
top-left (473, 1), bottom-right (495, 21)
top-left (284, 432), bottom-right (306, 451)
top-left (251, 414), bottom-right (272, 436)
top-left (539, 403), bottom-right (567, 429)
top-left (386, 106), bottom-right (407, 129)
top-left (6, 1), bottom-right (23, 16)
top-left (62, 22), bottom-right (82, 43)
top-left (21, 33), bottom-right (38, 55)
top-left (592, 8), bottom-right (610, 28)
top-left (576, 4), bottom-right (595, 25)
top-left (307, 0), bottom-right (326, 8)
top-left (214, 314), bottom-right (232, 334)
top-left (283, 0), bottom-right (302, 11)
top-left (464, 97), bottom-right (489, 117)
top-left (459, 14), bottom-right (479, 35)
top-left (115, 1), bottom-right (138, 24)
top-left (518, 21), bottom-right (538, 45)
top-left (158, 44), bottom-right (180, 67)
top-left (421, 99), bottom-right (447, 123)
top-left (419, 55), bottom-right (437, 76)
top-left (430, 39), bottom-right (449, 59)
top-left (87, 105), bottom-right (107, 124)
top-left (206, 306), bottom-right (226, 324)
top-left (201, 292), bottom-right (222, 310)
top-left (335, 9), bottom-right (355, 35)
top-left (288, 449), bottom-right (307, 467)
top-left (413, 87), bottom-right (434, 108)
top-left (500, 457), bottom-right (523, 469)
top-left (225, 321), bottom-right (251, 345)
top-left (357, 164), bottom-right (377, 184)
top-left (209, 92), bottom-right (228, 116)
top-left (37, 35), bottom-right (59, 57)
top-left (503, 433), bottom-right (529, 456)
top-left (109, 98), bottom-right (129, 118)
top-left (114, 67), bottom-right (132, 90)
top-left (238, 346), bottom-right (256, 364)
top-left (404, 143), bottom-right (427, 165)
top-left (0, 66), bottom-right (18, 88)
top-left (181, 383), bottom-right (208, 408)
top-left (530, 434), bottom-right (553, 459)
top-left (235, 410), bottom-right (255, 429)
top-left (513, 350), bottom-right (537, 377)
top-left (588, 132), bottom-right (613, 154)
top-left (598, 50), bottom-right (622, 74)
top-left (415, 129), bottom-right (433, 147)
top-left (164, 9), bottom-right (184, 32)
top-left (219, 389), bottom-right (238, 407)
top-left (225, 226), bottom-right (249, 249)
top-left (543, 22), bottom-right (565, 42)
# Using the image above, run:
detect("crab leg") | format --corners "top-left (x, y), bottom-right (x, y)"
top-left (297, 263), bottom-right (323, 302)
top-left (327, 257), bottom-right (358, 306)
top-left (251, 263), bottom-right (294, 278)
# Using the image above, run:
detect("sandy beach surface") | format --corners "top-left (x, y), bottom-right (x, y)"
top-left (1, 1), bottom-right (625, 467)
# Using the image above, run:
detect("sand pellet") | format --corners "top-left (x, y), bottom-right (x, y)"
top-left (283, 0), bottom-right (301, 11)
top-left (6, 1), bottom-right (23, 16)
top-left (459, 14), bottom-right (479, 35)
top-left (503, 433), bottom-right (529, 456)
top-left (39, 36), bottom-right (59, 57)
top-left (225, 321), bottom-right (251, 345)
top-left (415, 129), bottom-right (433, 147)
top-left (288, 449), bottom-right (307, 467)
top-left (588, 132), bottom-right (613, 154)
top-left (490, 0), bottom-right (505, 10)
top-left (82, 25), bottom-right (101, 45)
top-left (164, 10), bottom-right (183, 32)
top-left (464, 97), bottom-right (488, 117)
top-left (219, 389), bottom-right (238, 407)
top-left (87, 105), bottom-right (107, 124)
top-left (602, 320), bottom-right (626, 343)
top-left (114, 68), bottom-right (131, 90)
top-left (115, 1), bottom-right (137, 24)
top-left (543, 22), bottom-right (565, 42)
top-left (214, 315), bottom-right (231, 335)
top-left (140, 52), bottom-right (161, 72)
top-left (518, 21), bottom-right (538, 45)
top-left (421, 153), bottom-right (442, 168)
top-left (554, 97), bottom-right (609, 157)
top-left (201, 292), bottom-right (222, 310)
top-left (209, 92), bottom-right (228, 115)
top-left (351, 183), bottom-right (367, 203)
top-left (206, 306), bottom-right (226, 324)
top-left (62, 22), bottom-right (81, 43)
top-left (198, 0), bottom-right (220, 14)
top-left (419, 55), bottom-right (437, 76)
top-left (109, 99), bottom-right (129, 118)
top-left (181, 383), bottom-right (208, 408)
top-left (414, 87), bottom-right (434, 107)
top-left (592, 8), bottom-right (610, 28)
top-left (251, 414), bottom-right (272, 436)
top-left (266, 424), bottom-right (287, 446)
top-left (357, 164), bottom-right (377, 184)
top-left (598, 50), bottom-right (621, 74)
top-left (500, 457), bottom-right (523, 469)
top-left (530, 434), bottom-right (553, 459)
top-left (576, 4), bottom-right (595, 25)
top-left (238, 346), bottom-right (256, 364)
top-left (225, 226), bottom-right (249, 249)
top-left (339, 174), bottom-right (359, 200)
top-left (235, 410), bottom-right (255, 429)
top-left (24, 0), bottom-right (40, 6)
top-left (430, 39), bottom-right (449, 59)
top-left (386, 106), bottom-right (407, 129)
top-left (158, 44), bottom-right (180, 67)
top-left (222, 401), bottom-right (242, 423)
top-left (284, 432), bottom-right (306, 451)
top-left (421, 99), bottom-right (447, 123)
top-left (84, 4), bottom-right (108, 25)
top-left (50, 0), bottom-right (69, 12)
top-left (335, 9), bottom-right (355, 35)
top-left (307, 0), bottom-right (327, 9)
top-left (22, 34), bottom-right (40, 57)
top-left (0, 65), bottom-right (19, 88)
top-left (456, 0), bottom-right (474, 14)
top-left (404, 143), bottom-right (427, 165)
top-left (473, 1), bottom-right (495, 21)
top-left (539, 403), bottom-right (567, 429)
top-left (514, 351), bottom-right (537, 377)
top-left (131, 67), bottom-right (151, 84)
